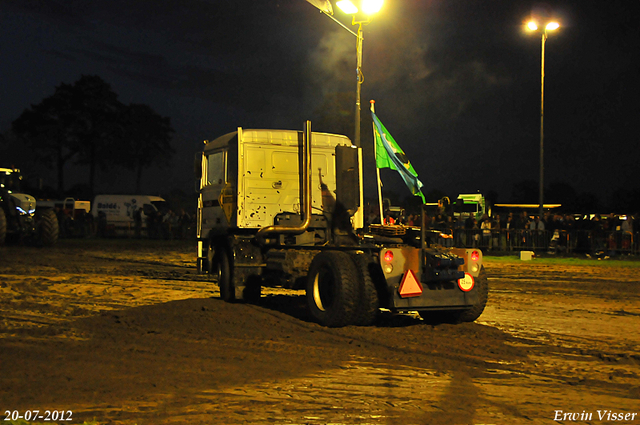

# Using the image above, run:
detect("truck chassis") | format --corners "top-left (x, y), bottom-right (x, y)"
top-left (196, 123), bottom-right (487, 327)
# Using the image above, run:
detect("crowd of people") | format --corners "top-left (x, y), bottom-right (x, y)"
top-left (368, 206), bottom-right (639, 255)
top-left (56, 201), bottom-right (639, 255)
top-left (54, 206), bottom-right (195, 240)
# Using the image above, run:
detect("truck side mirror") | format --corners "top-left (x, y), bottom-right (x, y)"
top-left (194, 152), bottom-right (204, 193)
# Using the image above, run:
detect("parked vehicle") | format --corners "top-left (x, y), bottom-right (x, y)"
top-left (91, 194), bottom-right (167, 236)
top-left (0, 167), bottom-right (58, 246)
top-left (36, 198), bottom-right (91, 238)
top-left (454, 193), bottom-right (491, 220)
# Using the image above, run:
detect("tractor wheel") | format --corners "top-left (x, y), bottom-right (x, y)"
top-left (0, 208), bottom-right (6, 245)
top-left (214, 246), bottom-right (235, 302)
top-left (37, 209), bottom-right (59, 246)
top-left (350, 253), bottom-right (380, 326)
top-left (306, 251), bottom-right (358, 327)
top-left (455, 266), bottom-right (488, 322)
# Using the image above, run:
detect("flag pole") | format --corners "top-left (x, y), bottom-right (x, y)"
top-left (370, 100), bottom-right (384, 225)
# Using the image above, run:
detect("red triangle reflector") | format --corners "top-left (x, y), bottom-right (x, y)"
top-left (398, 270), bottom-right (423, 298)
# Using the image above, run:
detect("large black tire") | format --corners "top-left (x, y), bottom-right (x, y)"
top-left (456, 266), bottom-right (488, 322)
top-left (306, 251), bottom-right (358, 327)
top-left (214, 246), bottom-right (235, 302)
top-left (0, 208), bottom-right (6, 245)
top-left (418, 266), bottom-right (488, 324)
top-left (350, 253), bottom-right (380, 326)
top-left (37, 209), bottom-right (59, 246)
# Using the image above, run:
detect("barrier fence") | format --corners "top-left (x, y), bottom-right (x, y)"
top-left (436, 228), bottom-right (638, 256)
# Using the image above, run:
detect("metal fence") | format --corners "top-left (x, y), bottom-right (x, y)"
top-left (435, 228), bottom-right (638, 256)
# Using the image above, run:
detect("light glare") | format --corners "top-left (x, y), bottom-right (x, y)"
top-left (527, 21), bottom-right (538, 31)
top-left (361, 0), bottom-right (383, 15)
top-left (546, 22), bottom-right (560, 31)
top-left (336, 0), bottom-right (358, 14)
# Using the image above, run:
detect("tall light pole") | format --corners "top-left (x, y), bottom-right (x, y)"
top-left (306, 0), bottom-right (383, 148)
top-left (527, 20), bottom-right (559, 219)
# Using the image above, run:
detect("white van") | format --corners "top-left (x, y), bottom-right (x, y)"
top-left (92, 195), bottom-right (167, 230)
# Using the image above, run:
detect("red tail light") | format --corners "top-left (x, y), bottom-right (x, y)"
top-left (384, 250), bottom-right (394, 262)
top-left (471, 250), bottom-right (480, 262)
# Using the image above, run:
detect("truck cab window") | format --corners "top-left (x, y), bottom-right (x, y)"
top-left (207, 152), bottom-right (225, 186)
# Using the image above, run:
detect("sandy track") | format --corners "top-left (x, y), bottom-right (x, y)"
top-left (1, 240), bottom-right (639, 424)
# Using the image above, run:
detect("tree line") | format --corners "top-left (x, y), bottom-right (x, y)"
top-left (3, 75), bottom-right (174, 196)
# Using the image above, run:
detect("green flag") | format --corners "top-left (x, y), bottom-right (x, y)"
top-left (372, 111), bottom-right (425, 202)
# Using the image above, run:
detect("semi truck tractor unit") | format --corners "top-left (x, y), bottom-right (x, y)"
top-left (0, 167), bottom-right (59, 246)
top-left (195, 122), bottom-right (487, 327)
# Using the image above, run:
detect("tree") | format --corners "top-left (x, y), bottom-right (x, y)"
top-left (12, 82), bottom-right (80, 194)
top-left (0, 130), bottom-right (33, 170)
top-left (115, 103), bottom-right (175, 192)
top-left (70, 76), bottom-right (125, 192)
top-left (11, 75), bottom-right (175, 195)
top-left (12, 75), bottom-right (124, 194)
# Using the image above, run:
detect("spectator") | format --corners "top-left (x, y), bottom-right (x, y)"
top-left (491, 215), bottom-right (500, 250)
top-left (516, 211), bottom-right (529, 248)
top-left (563, 214), bottom-right (575, 251)
top-left (621, 216), bottom-right (633, 253)
top-left (97, 211), bottom-right (107, 238)
top-left (133, 208), bottom-right (142, 239)
top-left (480, 214), bottom-right (492, 249)
top-left (529, 215), bottom-right (545, 250)
top-left (146, 208), bottom-right (159, 239)
top-left (383, 213), bottom-right (396, 225)
top-left (591, 214), bottom-right (604, 254)
top-left (443, 215), bottom-right (454, 247)
top-left (503, 213), bottom-right (516, 250)
top-left (464, 214), bottom-right (475, 247)
top-left (178, 209), bottom-right (192, 239)
top-left (454, 215), bottom-right (465, 247)
top-left (471, 217), bottom-right (480, 247)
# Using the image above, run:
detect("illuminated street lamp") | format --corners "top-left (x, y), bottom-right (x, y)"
top-left (306, 0), bottom-right (384, 147)
top-left (527, 19), bottom-right (560, 219)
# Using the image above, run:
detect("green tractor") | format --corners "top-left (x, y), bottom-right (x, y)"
top-left (0, 167), bottom-right (59, 246)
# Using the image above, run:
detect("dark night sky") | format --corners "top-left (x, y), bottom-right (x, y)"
top-left (1, 0), bottom-right (638, 205)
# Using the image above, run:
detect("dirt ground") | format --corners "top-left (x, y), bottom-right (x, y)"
top-left (1, 240), bottom-right (639, 425)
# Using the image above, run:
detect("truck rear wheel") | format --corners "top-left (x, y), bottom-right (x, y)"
top-left (214, 247), bottom-right (234, 302)
top-left (418, 267), bottom-right (488, 324)
top-left (37, 209), bottom-right (59, 246)
top-left (306, 251), bottom-right (358, 327)
top-left (455, 266), bottom-right (488, 322)
top-left (350, 253), bottom-right (380, 326)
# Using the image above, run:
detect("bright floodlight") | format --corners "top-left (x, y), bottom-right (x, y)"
top-left (336, 0), bottom-right (358, 14)
top-left (546, 22), bottom-right (560, 31)
top-left (361, 0), bottom-right (383, 15)
top-left (527, 21), bottom-right (538, 31)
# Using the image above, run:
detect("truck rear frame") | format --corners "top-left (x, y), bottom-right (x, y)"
top-left (195, 122), bottom-right (487, 326)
